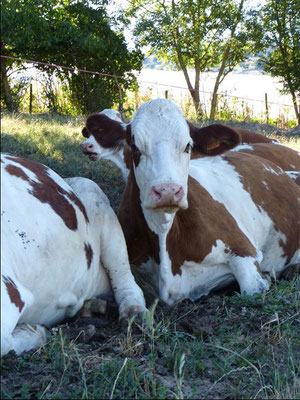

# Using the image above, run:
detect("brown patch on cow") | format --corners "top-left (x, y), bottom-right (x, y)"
top-left (86, 113), bottom-right (125, 150)
top-left (123, 146), bottom-right (132, 170)
top-left (224, 152), bottom-right (300, 263)
top-left (238, 143), bottom-right (300, 172)
top-left (118, 170), bottom-right (160, 266)
top-left (3, 275), bottom-right (25, 312)
top-left (254, 261), bottom-right (262, 274)
top-left (166, 176), bottom-right (257, 275)
top-left (84, 243), bottom-right (93, 269)
top-left (237, 129), bottom-right (273, 144)
top-left (5, 164), bottom-right (30, 181)
top-left (6, 156), bottom-right (89, 231)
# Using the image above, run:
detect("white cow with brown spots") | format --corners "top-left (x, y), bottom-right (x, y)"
top-left (109, 99), bottom-right (298, 305)
top-left (1, 154), bottom-right (146, 356)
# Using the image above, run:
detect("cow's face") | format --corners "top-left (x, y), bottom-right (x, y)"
top-left (127, 99), bottom-right (241, 216)
top-left (81, 110), bottom-right (126, 161)
top-left (127, 99), bottom-right (192, 213)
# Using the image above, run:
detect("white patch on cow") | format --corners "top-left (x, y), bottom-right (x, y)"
top-left (285, 171), bottom-right (299, 183)
top-left (231, 144), bottom-right (254, 152)
top-left (263, 165), bottom-right (283, 176)
top-left (262, 180), bottom-right (269, 189)
top-left (131, 99), bottom-right (191, 211)
top-left (100, 109), bottom-right (123, 123)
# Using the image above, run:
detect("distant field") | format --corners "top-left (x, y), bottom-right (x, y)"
top-left (1, 112), bottom-right (299, 399)
top-left (137, 69), bottom-right (296, 122)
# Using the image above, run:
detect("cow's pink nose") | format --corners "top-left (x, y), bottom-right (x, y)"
top-left (81, 142), bottom-right (94, 153)
top-left (151, 184), bottom-right (184, 206)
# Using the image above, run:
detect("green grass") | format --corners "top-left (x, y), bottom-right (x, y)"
top-left (1, 112), bottom-right (300, 399)
top-left (1, 112), bottom-right (125, 210)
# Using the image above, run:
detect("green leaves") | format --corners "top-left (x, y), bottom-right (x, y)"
top-left (1, 0), bottom-right (143, 113)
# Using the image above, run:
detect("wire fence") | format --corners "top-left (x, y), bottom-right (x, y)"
top-left (1, 54), bottom-right (296, 125)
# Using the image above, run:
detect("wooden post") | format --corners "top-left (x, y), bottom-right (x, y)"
top-left (165, 90), bottom-right (168, 99)
top-left (29, 83), bottom-right (33, 114)
top-left (265, 93), bottom-right (269, 124)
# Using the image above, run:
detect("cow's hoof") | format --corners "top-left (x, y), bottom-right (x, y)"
top-left (80, 298), bottom-right (107, 317)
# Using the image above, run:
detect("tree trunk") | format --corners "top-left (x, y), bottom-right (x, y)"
top-left (291, 91), bottom-right (300, 125)
top-left (1, 56), bottom-right (15, 112)
top-left (209, 48), bottom-right (230, 120)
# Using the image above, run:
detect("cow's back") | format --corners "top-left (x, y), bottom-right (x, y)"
top-left (232, 142), bottom-right (300, 172)
top-left (1, 154), bottom-right (110, 326)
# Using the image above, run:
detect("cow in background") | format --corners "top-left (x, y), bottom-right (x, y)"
top-left (1, 154), bottom-right (146, 356)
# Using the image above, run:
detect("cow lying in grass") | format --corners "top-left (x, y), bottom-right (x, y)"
top-left (85, 99), bottom-right (300, 305)
top-left (1, 154), bottom-right (146, 356)
top-left (81, 109), bottom-right (277, 181)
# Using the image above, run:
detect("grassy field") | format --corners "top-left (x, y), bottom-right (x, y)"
top-left (1, 112), bottom-right (300, 399)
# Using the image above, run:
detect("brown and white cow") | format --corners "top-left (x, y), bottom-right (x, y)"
top-left (81, 109), bottom-right (130, 181)
top-left (104, 99), bottom-right (298, 305)
top-left (1, 154), bottom-right (146, 356)
top-left (81, 110), bottom-right (277, 181)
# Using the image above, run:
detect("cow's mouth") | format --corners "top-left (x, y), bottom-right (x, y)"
top-left (82, 151), bottom-right (100, 161)
top-left (151, 205), bottom-right (180, 213)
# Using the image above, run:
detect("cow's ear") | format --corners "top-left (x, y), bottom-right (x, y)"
top-left (188, 122), bottom-right (241, 156)
top-left (86, 113), bottom-right (104, 135)
top-left (125, 124), bottom-right (132, 145)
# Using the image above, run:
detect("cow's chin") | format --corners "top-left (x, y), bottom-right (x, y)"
top-left (153, 205), bottom-right (179, 214)
top-left (145, 203), bottom-right (188, 214)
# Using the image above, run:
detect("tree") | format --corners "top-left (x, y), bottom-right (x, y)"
top-left (260, 0), bottom-right (300, 124)
top-left (1, 0), bottom-right (143, 113)
top-left (127, 0), bottom-right (259, 118)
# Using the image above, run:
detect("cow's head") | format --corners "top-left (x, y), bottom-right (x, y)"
top-left (81, 109), bottom-right (126, 161)
top-left (126, 99), bottom-right (240, 215)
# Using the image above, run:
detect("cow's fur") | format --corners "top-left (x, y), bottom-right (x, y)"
top-left (1, 154), bottom-right (146, 356)
top-left (115, 99), bottom-right (299, 305)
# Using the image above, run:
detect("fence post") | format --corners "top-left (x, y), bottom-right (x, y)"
top-left (265, 93), bottom-right (269, 124)
top-left (165, 90), bottom-right (168, 99)
top-left (29, 83), bottom-right (33, 114)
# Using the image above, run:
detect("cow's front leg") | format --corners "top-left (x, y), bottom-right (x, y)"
top-left (229, 256), bottom-right (269, 295)
top-left (100, 208), bottom-right (147, 319)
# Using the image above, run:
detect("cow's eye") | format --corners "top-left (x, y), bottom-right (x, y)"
top-left (131, 144), bottom-right (141, 154)
top-left (184, 143), bottom-right (192, 154)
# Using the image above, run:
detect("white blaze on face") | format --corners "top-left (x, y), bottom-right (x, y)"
top-left (131, 99), bottom-right (192, 213)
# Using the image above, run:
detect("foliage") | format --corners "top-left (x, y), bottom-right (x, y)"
top-left (1, 0), bottom-right (143, 113)
top-left (127, 0), bottom-right (261, 117)
top-left (259, 0), bottom-right (300, 123)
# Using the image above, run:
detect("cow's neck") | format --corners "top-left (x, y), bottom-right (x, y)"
top-left (106, 148), bottom-right (129, 181)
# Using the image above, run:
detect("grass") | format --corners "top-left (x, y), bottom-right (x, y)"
top-left (1, 112), bottom-right (300, 399)
top-left (1, 112), bottom-right (125, 210)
